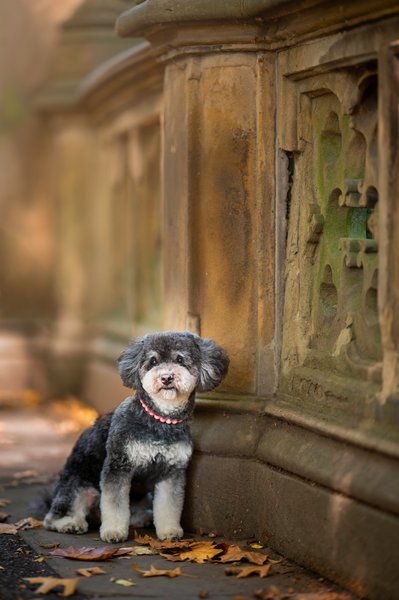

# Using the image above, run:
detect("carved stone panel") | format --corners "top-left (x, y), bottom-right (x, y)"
top-left (281, 69), bottom-right (381, 417)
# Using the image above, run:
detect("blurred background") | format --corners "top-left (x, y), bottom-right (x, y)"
top-left (0, 0), bottom-right (160, 417)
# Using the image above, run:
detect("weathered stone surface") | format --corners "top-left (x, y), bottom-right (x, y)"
top-left (184, 451), bottom-right (399, 600)
top-left (163, 52), bottom-right (276, 394)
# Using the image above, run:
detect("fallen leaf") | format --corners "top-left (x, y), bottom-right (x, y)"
top-left (111, 578), bottom-right (136, 587)
top-left (76, 567), bottom-right (105, 577)
top-left (225, 564), bottom-right (272, 578)
top-left (268, 558), bottom-right (283, 564)
top-left (250, 543), bottom-right (264, 549)
top-left (133, 532), bottom-right (195, 551)
top-left (0, 512), bottom-right (9, 522)
top-left (132, 563), bottom-right (183, 578)
top-left (15, 517), bottom-right (43, 530)
top-left (33, 557), bottom-right (45, 563)
top-left (178, 541), bottom-right (224, 564)
top-left (217, 544), bottom-right (269, 565)
top-left (0, 499), bottom-right (11, 508)
top-left (24, 576), bottom-right (80, 597)
top-left (40, 543), bottom-right (60, 550)
top-left (50, 546), bottom-right (136, 561)
top-left (0, 523), bottom-right (18, 534)
top-left (117, 545), bottom-right (156, 556)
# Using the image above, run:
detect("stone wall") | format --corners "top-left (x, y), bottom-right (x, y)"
top-left (113, 2), bottom-right (399, 597)
top-left (1, 0), bottom-right (398, 597)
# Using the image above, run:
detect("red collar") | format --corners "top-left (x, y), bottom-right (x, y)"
top-left (139, 397), bottom-right (185, 425)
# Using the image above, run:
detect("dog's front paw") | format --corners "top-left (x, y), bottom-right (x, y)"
top-left (100, 525), bottom-right (129, 544)
top-left (44, 514), bottom-right (88, 535)
top-left (156, 525), bottom-right (184, 541)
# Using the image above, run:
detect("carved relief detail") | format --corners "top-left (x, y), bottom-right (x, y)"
top-left (282, 68), bottom-right (381, 411)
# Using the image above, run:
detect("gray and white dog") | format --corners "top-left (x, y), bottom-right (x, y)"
top-left (44, 331), bottom-right (229, 542)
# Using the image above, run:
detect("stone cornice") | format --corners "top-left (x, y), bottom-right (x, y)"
top-left (116, 0), bottom-right (399, 53)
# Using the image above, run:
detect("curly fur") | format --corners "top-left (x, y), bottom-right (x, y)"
top-left (44, 331), bottom-right (229, 542)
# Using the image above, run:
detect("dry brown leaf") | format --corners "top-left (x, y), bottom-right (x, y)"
top-left (24, 576), bottom-right (80, 597)
top-left (0, 523), bottom-right (18, 534)
top-left (178, 541), bottom-right (224, 564)
top-left (40, 543), bottom-right (60, 550)
top-left (0, 511), bottom-right (9, 522)
top-left (217, 544), bottom-right (269, 565)
top-left (117, 545), bottom-right (156, 556)
top-left (133, 532), bottom-right (195, 551)
top-left (0, 499), bottom-right (11, 508)
top-left (50, 546), bottom-right (136, 561)
top-left (76, 566), bottom-right (105, 577)
top-left (131, 563), bottom-right (183, 578)
top-left (15, 517), bottom-right (43, 530)
top-left (225, 564), bottom-right (272, 578)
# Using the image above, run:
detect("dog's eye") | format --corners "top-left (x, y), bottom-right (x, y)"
top-left (176, 355), bottom-right (184, 365)
top-left (149, 357), bottom-right (158, 367)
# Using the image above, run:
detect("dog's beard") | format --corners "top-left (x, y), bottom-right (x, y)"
top-left (141, 364), bottom-right (197, 415)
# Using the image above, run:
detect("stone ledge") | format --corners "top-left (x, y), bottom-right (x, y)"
top-left (184, 453), bottom-right (399, 600)
top-left (192, 401), bottom-right (399, 518)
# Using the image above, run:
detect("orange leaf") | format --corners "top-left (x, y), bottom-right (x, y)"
top-left (178, 542), bottom-right (224, 564)
top-left (225, 564), bottom-right (272, 578)
top-left (24, 576), bottom-right (80, 597)
top-left (131, 563), bottom-right (183, 578)
top-left (217, 544), bottom-right (269, 565)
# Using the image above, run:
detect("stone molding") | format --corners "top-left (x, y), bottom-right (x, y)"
top-left (116, 0), bottom-right (399, 53)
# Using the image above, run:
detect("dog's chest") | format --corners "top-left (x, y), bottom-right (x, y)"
top-left (125, 439), bottom-right (192, 471)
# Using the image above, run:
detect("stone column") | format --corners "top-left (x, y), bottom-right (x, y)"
top-left (118, 7), bottom-right (277, 397)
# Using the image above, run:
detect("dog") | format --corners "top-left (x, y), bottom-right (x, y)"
top-left (44, 331), bottom-right (229, 542)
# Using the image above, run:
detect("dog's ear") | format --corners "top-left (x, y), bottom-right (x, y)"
top-left (117, 338), bottom-right (145, 389)
top-left (197, 337), bottom-right (229, 392)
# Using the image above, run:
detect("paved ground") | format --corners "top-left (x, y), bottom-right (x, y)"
top-left (0, 404), bottom-right (358, 600)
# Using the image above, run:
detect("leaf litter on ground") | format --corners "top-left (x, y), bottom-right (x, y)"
top-left (132, 531), bottom-right (274, 575)
top-left (42, 532), bottom-right (276, 580)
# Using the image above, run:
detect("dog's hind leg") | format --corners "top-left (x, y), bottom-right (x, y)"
top-left (129, 492), bottom-right (153, 528)
top-left (44, 485), bottom-right (99, 534)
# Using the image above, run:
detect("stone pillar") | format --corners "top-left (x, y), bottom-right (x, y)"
top-left (163, 53), bottom-right (276, 395)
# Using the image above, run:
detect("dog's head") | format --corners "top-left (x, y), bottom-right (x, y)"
top-left (118, 331), bottom-right (229, 413)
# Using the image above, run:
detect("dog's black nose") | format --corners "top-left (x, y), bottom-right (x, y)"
top-left (161, 374), bottom-right (174, 385)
